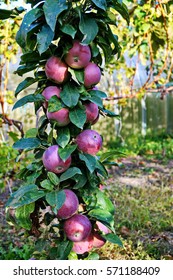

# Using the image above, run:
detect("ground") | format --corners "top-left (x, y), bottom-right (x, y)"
top-left (0, 156), bottom-right (173, 259)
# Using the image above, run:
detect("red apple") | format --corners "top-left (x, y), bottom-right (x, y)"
top-left (64, 214), bottom-right (92, 242)
top-left (95, 221), bottom-right (111, 234)
top-left (42, 145), bottom-right (71, 174)
top-left (42, 86), bottom-right (61, 109)
top-left (72, 233), bottom-right (94, 254)
top-left (42, 86), bottom-right (61, 100)
top-left (76, 129), bottom-right (102, 155)
top-left (65, 41), bottom-right (91, 69)
top-left (93, 232), bottom-right (106, 248)
top-left (84, 62), bottom-right (101, 88)
top-left (84, 102), bottom-right (99, 124)
top-left (47, 108), bottom-right (70, 127)
top-left (45, 56), bottom-right (68, 84)
top-left (57, 189), bottom-right (79, 219)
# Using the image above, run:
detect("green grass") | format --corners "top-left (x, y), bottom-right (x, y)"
top-left (105, 132), bottom-right (173, 161)
top-left (98, 184), bottom-right (173, 260)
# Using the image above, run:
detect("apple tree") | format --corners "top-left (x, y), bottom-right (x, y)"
top-left (5, 0), bottom-right (129, 260)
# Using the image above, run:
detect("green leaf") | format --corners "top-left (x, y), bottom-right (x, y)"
top-left (60, 83), bottom-right (80, 108)
top-left (48, 96), bottom-right (64, 113)
top-left (58, 144), bottom-right (77, 161)
top-left (47, 172), bottom-right (60, 186)
top-left (103, 233), bottom-right (123, 247)
top-left (74, 70), bottom-right (84, 84)
top-left (56, 127), bottom-right (70, 148)
top-left (13, 94), bottom-right (44, 110)
top-left (25, 128), bottom-right (38, 138)
top-left (79, 14), bottom-right (98, 45)
top-left (85, 252), bottom-right (100, 260)
top-left (88, 94), bottom-right (103, 108)
top-left (16, 8), bottom-right (43, 49)
top-left (69, 107), bottom-right (86, 129)
top-left (95, 160), bottom-right (108, 178)
top-left (53, 240), bottom-right (73, 260)
top-left (112, 1), bottom-right (130, 24)
top-left (72, 173), bottom-right (87, 189)
top-left (96, 190), bottom-right (115, 215)
top-left (46, 190), bottom-right (65, 213)
top-left (43, 0), bottom-right (68, 32)
top-left (90, 89), bottom-right (107, 99)
top-left (59, 167), bottom-right (82, 182)
top-left (100, 107), bottom-right (120, 118)
top-left (6, 184), bottom-right (45, 208)
top-left (99, 150), bottom-right (125, 162)
top-left (15, 77), bottom-right (37, 97)
top-left (79, 153), bottom-right (96, 173)
top-left (37, 24), bottom-right (54, 54)
top-left (15, 203), bottom-right (35, 230)
top-left (40, 179), bottom-right (54, 191)
top-left (60, 24), bottom-right (77, 39)
top-left (88, 208), bottom-right (114, 230)
top-left (91, 0), bottom-right (107, 10)
top-left (13, 137), bottom-right (41, 150)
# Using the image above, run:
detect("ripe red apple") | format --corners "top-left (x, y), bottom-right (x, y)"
top-left (42, 86), bottom-right (61, 100)
top-left (64, 214), bottom-right (92, 242)
top-left (76, 129), bottom-right (102, 155)
top-left (42, 145), bottom-right (71, 174)
top-left (84, 62), bottom-right (101, 88)
top-left (42, 86), bottom-right (61, 109)
top-left (72, 233), bottom-right (94, 254)
top-left (65, 41), bottom-right (91, 69)
top-left (45, 56), bottom-right (68, 84)
top-left (57, 189), bottom-right (79, 219)
top-left (95, 221), bottom-right (111, 234)
top-left (93, 232), bottom-right (106, 248)
top-left (47, 108), bottom-right (70, 127)
top-left (84, 102), bottom-right (99, 124)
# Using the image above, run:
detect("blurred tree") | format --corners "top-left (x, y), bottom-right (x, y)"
top-left (0, 0), bottom-right (25, 137)
top-left (106, 0), bottom-right (173, 101)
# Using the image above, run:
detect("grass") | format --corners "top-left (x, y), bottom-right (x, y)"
top-left (97, 171), bottom-right (173, 260)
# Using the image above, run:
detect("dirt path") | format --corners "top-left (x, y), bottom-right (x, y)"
top-left (108, 156), bottom-right (173, 189)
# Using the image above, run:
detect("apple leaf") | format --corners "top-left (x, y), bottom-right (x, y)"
top-left (37, 24), bottom-right (54, 54)
top-left (95, 190), bottom-right (115, 215)
top-left (40, 179), bottom-right (54, 191)
top-left (15, 77), bottom-right (37, 96)
top-left (13, 137), bottom-right (41, 150)
top-left (60, 24), bottom-right (77, 39)
top-left (72, 173), bottom-right (87, 189)
top-left (58, 144), bottom-right (77, 161)
top-left (16, 8), bottom-right (43, 49)
top-left (60, 83), bottom-right (80, 108)
top-left (103, 233), bottom-right (123, 247)
top-left (69, 107), bottom-right (86, 129)
top-left (91, 0), bottom-right (107, 10)
top-left (59, 167), bottom-right (82, 182)
top-left (79, 153), bottom-right (97, 173)
top-left (50, 240), bottom-right (73, 260)
top-left (6, 184), bottom-right (45, 208)
top-left (47, 172), bottom-right (60, 186)
top-left (13, 94), bottom-right (44, 110)
top-left (88, 208), bottom-right (114, 230)
top-left (48, 96), bottom-right (64, 113)
top-left (56, 127), bottom-right (70, 148)
top-left (15, 203), bottom-right (35, 230)
top-left (79, 14), bottom-right (98, 45)
top-left (46, 190), bottom-right (65, 213)
top-left (43, 0), bottom-right (68, 32)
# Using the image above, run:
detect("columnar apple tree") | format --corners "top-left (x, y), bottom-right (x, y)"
top-left (6, 0), bottom-right (129, 259)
